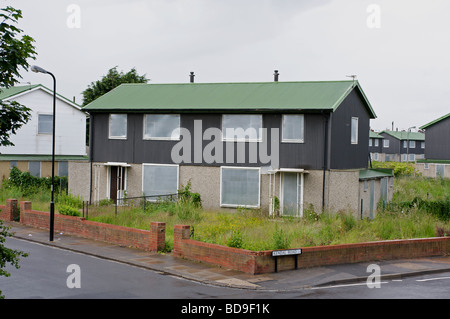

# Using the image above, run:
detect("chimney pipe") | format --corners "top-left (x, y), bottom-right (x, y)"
top-left (190, 72), bottom-right (195, 83)
top-left (274, 70), bottom-right (279, 82)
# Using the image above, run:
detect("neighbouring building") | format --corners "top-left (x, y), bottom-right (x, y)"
top-left (369, 131), bottom-right (383, 162)
top-left (71, 75), bottom-right (393, 218)
top-left (416, 112), bottom-right (450, 178)
top-left (0, 84), bottom-right (87, 180)
top-left (378, 130), bottom-right (425, 162)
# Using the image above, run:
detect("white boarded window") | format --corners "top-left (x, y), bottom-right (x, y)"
top-left (374, 139), bottom-right (379, 147)
top-left (220, 167), bottom-right (260, 207)
top-left (351, 117), bottom-right (358, 144)
top-left (38, 114), bottom-right (53, 134)
top-left (109, 114), bottom-right (127, 139)
top-left (282, 114), bottom-right (304, 143)
top-left (383, 139), bottom-right (389, 148)
top-left (222, 114), bottom-right (262, 141)
top-left (144, 114), bottom-right (180, 140)
top-left (142, 164), bottom-right (179, 200)
top-left (409, 140), bottom-right (415, 148)
top-left (29, 161), bottom-right (41, 177)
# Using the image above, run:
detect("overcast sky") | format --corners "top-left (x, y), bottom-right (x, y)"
top-left (9, 0), bottom-right (450, 132)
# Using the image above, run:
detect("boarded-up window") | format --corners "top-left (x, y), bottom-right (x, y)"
top-left (221, 167), bottom-right (260, 207)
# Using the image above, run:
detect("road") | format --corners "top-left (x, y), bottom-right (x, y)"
top-left (1, 238), bottom-right (449, 302)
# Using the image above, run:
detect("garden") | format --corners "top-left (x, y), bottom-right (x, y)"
top-left (1, 165), bottom-right (449, 252)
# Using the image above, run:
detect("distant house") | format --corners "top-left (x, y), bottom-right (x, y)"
top-left (71, 77), bottom-right (393, 218)
top-left (0, 84), bottom-right (87, 180)
top-left (416, 112), bottom-right (450, 178)
top-left (379, 130), bottom-right (425, 162)
top-left (369, 131), bottom-right (383, 161)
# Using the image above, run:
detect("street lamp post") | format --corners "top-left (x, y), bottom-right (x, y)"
top-left (31, 65), bottom-right (56, 242)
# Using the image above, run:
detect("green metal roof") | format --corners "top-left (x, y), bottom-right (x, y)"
top-left (0, 84), bottom-right (41, 100)
top-left (0, 154), bottom-right (88, 161)
top-left (420, 112), bottom-right (450, 129)
top-left (381, 131), bottom-right (425, 141)
top-left (359, 169), bottom-right (393, 180)
top-left (369, 131), bottom-right (383, 138)
top-left (0, 84), bottom-right (82, 109)
top-left (82, 80), bottom-right (376, 118)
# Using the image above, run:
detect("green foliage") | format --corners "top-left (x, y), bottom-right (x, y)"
top-left (227, 230), bottom-right (244, 249)
top-left (0, 5), bottom-right (37, 147)
top-left (58, 205), bottom-right (81, 217)
top-left (6, 166), bottom-right (68, 196)
top-left (82, 66), bottom-right (148, 106)
top-left (178, 181), bottom-right (202, 208)
top-left (272, 226), bottom-right (291, 250)
top-left (371, 161), bottom-right (419, 177)
top-left (0, 220), bottom-right (28, 299)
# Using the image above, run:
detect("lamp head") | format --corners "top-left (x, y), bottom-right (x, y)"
top-left (31, 65), bottom-right (48, 74)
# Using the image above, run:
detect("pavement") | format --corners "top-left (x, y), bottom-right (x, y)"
top-left (5, 221), bottom-right (450, 292)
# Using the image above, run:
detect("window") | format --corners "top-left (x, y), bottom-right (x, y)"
top-left (369, 139), bottom-right (372, 147)
top-left (383, 139), bottom-right (389, 148)
top-left (408, 154), bottom-right (415, 161)
top-left (421, 142), bottom-right (425, 149)
top-left (38, 114), bottom-right (53, 134)
top-left (364, 180), bottom-right (368, 192)
top-left (220, 167), bottom-right (260, 207)
top-left (29, 161), bottom-right (41, 178)
top-left (109, 114), bottom-right (127, 139)
top-left (374, 139), bottom-right (379, 147)
top-left (403, 141), bottom-right (407, 148)
top-left (424, 163), bottom-right (429, 169)
top-left (10, 161), bottom-right (17, 169)
top-left (351, 117), bottom-right (358, 144)
top-left (373, 153), bottom-right (379, 161)
top-left (282, 114), bottom-right (304, 143)
top-left (144, 114), bottom-right (180, 140)
top-left (58, 161), bottom-right (68, 177)
top-left (222, 115), bottom-right (262, 142)
top-left (409, 140), bottom-right (415, 148)
top-left (142, 164), bottom-right (178, 200)
top-left (436, 164), bottom-right (445, 178)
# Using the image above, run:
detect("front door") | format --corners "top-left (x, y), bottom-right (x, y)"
top-left (109, 166), bottom-right (126, 204)
top-left (281, 172), bottom-right (303, 217)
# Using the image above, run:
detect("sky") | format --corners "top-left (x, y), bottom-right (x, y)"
top-left (8, 0), bottom-right (450, 132)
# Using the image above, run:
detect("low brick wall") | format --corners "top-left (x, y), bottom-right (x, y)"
top-left (0, 199), bottom-right (19, 221)
top-left (174, 225), bottom-right (450, 275)
top-left (14, 200), bottom-right (165, 252)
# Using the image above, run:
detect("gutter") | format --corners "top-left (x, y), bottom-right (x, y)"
top-left (322, 111), bottom-right (330, 211)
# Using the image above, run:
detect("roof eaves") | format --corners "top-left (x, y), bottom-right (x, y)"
top-left (420, 112), bottom-right (450, 129)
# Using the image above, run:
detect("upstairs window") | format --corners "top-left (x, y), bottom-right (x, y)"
top-left (109, 114), bottom-right (127, 139)
top-left (421, 142), bottom-right (425, 149)
top-left (409, 140), bottom-right (415, 148)
top-left (383, 139), bottom-right (390, 148)
top-left (222, 114), bottom-right (262, 142)
top-left (144, 114), bottom-right (180, 140)
top-left (38, 114), bottom-right (53, 134)
top-left (374, 139), bottom-right (379, 147)
top-left (351, 117), bottom-right (358, 144)
top-left (282, 114), bottom-right (304, 143)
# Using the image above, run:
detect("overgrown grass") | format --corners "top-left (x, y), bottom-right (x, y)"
top-left (1, 174), bottom-right (449, 252)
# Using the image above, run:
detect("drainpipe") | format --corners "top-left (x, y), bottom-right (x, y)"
top-left (89, 113), bottom-right (94, 205)
top-left (322, 111), bottom-right (330, 212)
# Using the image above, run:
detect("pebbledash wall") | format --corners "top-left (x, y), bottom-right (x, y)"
top-left (1, 199), bottom-right (448, 275)
top-left (69, 160), bottom-right (366, 216)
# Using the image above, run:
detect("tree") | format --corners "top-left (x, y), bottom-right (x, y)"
top-left (81, 66), bottom-right (149, 106)
top-left (0, 6), bottom-right (37, 146)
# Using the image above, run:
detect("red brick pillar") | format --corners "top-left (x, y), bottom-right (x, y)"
top-left (150, 222), bottom-right (166, 252)
top-left (19, 201), bottom-right (32, 223)
top-left (3, 199), bottom-right (18, 221)
top-left (174, 225), bottom-right (190, 256)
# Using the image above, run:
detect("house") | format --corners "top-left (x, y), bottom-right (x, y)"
top-left (71, 76), bottom-right (393, 218)
top-left (0, 84), bottom-right (87, 180)
top-left (379, 130), bottom-right (425, 162)
top-left (415, 112), bottom-right (450, 178)
top-left (369, 131), bottom-right (383, 162)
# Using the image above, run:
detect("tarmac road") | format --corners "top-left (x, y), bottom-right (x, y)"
top-left (1, 237), bottom-right (449, 301)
